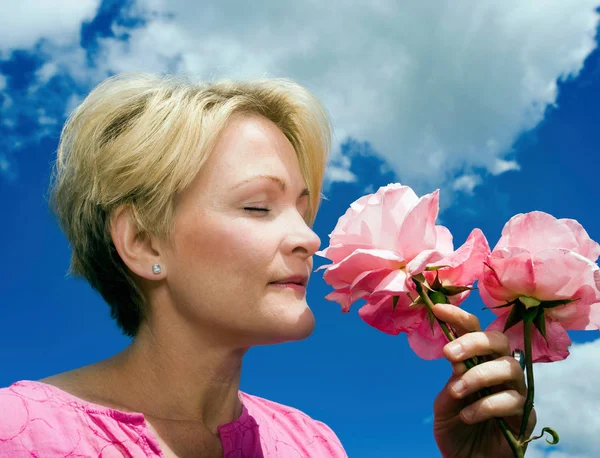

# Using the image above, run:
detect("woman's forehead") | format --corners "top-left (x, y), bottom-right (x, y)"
top-left (203, 116), bottom-right (303, 186)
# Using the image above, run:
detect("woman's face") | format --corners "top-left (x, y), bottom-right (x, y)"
top-left (160, 114), bottom-right (321, 347)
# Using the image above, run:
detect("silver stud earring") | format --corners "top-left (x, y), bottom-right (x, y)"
top-left (152, 264), bottom-right (162, 275)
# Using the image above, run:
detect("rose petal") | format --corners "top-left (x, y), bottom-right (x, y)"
top-left (396, 190), bottom-right (440, 261)
top-left (357, 296), bottom-right (402, 335)
top-left (560, 218), bottom-right (600, 262)
top-left (545, 284), bottom-right (600, 330)
top-left (533, 249), bottom-right (600, 300)
top-left (350, 268), bottom-right (394, 300)
top-left (478, 277), bottom-right (505, 311)
top-left (484, 248), bottom-right (536, 301)
top-left (358, 294), bottom-right (424, 335)
top-left (436, 228), bottom-right (490, 286)
top-left (495, 211), bottom-right (578, 253)
top-left (407, 314), bottom-right (448, 360)
top-left (334, 185), bottom-right (419, 251)
top-left (323, 269), bottom-right (399, 313)
top-left (390, 298), bottom-right (425, 332)
top-left (316, 242), bottom-right (374, 265)
top-left (435, 225), bottom-right (454, 256)
top-left (331, 194), bottom-right (371, 237)
top-left (322, 249), bottom-right (403, 288)
top-left (486, 314), bottom-right (571, 362)
top-left (371, 269), bottom-right (410, 296)
top-left (325, 288), bottom-right (352, 312)
top-left (377, 185), bottom-right (422, 249)
top-left (405, 249), bottom-right (446, 275)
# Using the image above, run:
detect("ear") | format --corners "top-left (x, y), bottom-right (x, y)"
top-left (110, 205), bottom-right (166, 280)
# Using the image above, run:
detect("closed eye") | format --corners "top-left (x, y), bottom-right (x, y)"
top-left (244, 207), bottom-right (270, 213)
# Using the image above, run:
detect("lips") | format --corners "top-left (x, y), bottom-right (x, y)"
top-left (269, 275), bottom-right (308, 286)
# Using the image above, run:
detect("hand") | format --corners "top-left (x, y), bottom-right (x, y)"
top-left (432, 303), bottom-right (536, 458)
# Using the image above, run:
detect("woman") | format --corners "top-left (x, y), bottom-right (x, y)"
top-left (0, 74), bottom-right (534, 457)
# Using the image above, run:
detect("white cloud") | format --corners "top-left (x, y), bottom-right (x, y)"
top-left (35, 62), bottom-right (59, 86)
top-left (0, 0), bottom-right (100, 54)
top-left (88, 0), bottom-right (599, 191)
top-left (491, 159), bottom-right (522, 175)
top-left (452, 174), bottom-right (482, 194)
top-left (1, 1), bottom-right (599, 191)
top-left (0, 74), bottom-right (6, 91)
top-left (526, 338), bottom-right (600, 458)
top-left (324, 153), bottom-right (357, 186)
top-left (37, 109), bottom-right (57, 126)
top-left (324, 165), bottom-right (357, 185)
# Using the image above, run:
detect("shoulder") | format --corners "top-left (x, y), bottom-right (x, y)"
top-left (0, 381), bottom-right (77, 455)
top-left (0, 379), bottom-right (91, 424)
top-left (0, 381), bottom-right (153, 457)
top-left (238, 392), bottom-right (347, 457)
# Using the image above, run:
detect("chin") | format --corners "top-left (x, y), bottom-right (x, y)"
top-left (255, 304), bottom-right (316, 345)
top-left (284, 307), bottom-right (316, 341)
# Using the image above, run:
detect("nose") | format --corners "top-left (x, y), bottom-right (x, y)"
top-left (282, 212), bottom-right (321, 259)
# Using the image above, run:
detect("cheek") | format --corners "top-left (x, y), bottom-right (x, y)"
top-left (174, 215), bottom-right (276, 277)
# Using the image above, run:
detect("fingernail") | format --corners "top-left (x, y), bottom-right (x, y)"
top-left (451, 380), bottom-right (465, 396)
top-left (447, 342), bottom-right (463, 358)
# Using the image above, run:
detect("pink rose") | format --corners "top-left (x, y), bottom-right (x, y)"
top-left (481, 211), bottom-right (600, 362)
top-left (317, 183), bottom-right (490, 359)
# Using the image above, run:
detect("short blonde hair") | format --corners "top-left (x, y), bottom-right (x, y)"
top-left (49, 73), bottom-right (331, 337)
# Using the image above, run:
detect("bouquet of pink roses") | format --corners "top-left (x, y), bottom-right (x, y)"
top-left (317, 183), bottom-right (600, 457)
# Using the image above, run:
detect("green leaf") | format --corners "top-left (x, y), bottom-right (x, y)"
top-left (519, 296), bottom-right (541, 309)
top-left (440, 285), bottom-right (474, 296)
top-left (425, 265), bottom-right (448, 271)
top-left (429, 291), bottom-right (447, 304)
top-left (534, 309), bottom-right (548, 344)
top-left (408, 295), bottom-right (423, 309)
top-left (541, 298), bottom-right (578, 309)
top-left (412, 273), bottom-right (426, 284)
top-left (392, 296), bottom-right (399, 312)
top-left (541, 427), bottom-right (560, 445)
top-left (503, 301), bottom-right (525, 332)
top-left (484, 299), bottom-right (518, 311)
top-left (523, 426), bottom-right (560, 446)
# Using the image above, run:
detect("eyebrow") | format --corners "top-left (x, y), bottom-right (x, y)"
top-left (232, 174), bottom-right (310, 198)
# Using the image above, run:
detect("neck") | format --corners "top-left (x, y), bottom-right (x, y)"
top-left (100, 317), bottom-right (246, 434)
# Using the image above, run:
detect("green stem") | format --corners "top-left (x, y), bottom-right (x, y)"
top-left (414, 281), bottom-right (458, 342)
top-left (519, 315), bottom-right (536, 443)
top-left (413, 280), bottom-right (524, 458)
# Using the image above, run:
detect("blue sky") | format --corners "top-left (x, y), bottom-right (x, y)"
top-left (2, 2), bottom-right (600, 457)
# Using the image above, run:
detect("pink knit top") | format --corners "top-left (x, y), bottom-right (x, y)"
top-left (0, 380), bottom-right (346, 457)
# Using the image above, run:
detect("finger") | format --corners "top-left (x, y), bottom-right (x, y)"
top-left (432, 303), bottom-right (481, 335)
top-left (452, 356), bottom-right (496, 376)
top-left (459, 390), bottom-right (525, 424)
top-left (448, 357), bottom-right (527, 399)
top-left (443, 330), bottom-right (511, 364)
top-left (451, 361), bottom-right (468, 376)
top-left (451, 356), bottom-right (490, 376)
top-left (433, 373), bottom-right (465, 421)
